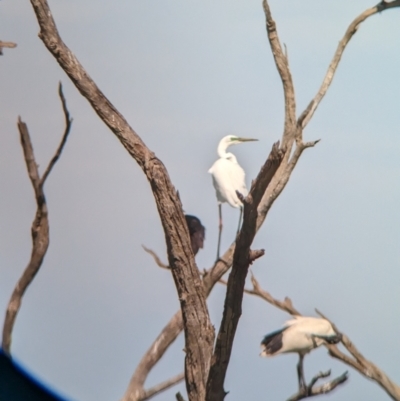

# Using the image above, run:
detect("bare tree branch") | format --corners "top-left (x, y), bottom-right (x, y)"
top-left (206, 142), bottom-right (284, 401)
top-left (138, 373), bottom-right (185, 401)
top-left (297, 0), bottom-right (400, 129)
top-left (123, 311), bottom-right (184, 401)
top-left (40, 83), bottom-right (72, 187)
top-left (241, 275), bottom-right (400, 400)
top-left (315, 310), bottom-right (400, 401)
top-left (0, 40), bottom-right (17, 55)
top-left (142, 245), bottom-right (169, 269)
top-left (29, 2), bottom-right (215, 400)
top-left (262, 0), bottom-right (296, 148)
top-left (287, 370), bottom-right (349, 401)
top-left (2, 86), bottom-right (72, 354)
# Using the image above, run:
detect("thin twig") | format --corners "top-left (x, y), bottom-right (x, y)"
top-left (287, 371), bottom-right (348, 401)
top-left (2, 87), bottom-right (72, 354)
top-left (297, 0), bottom-right (400, 129)
top-left (262, 0), bottom-right (296, 147)
top-left (139, 373), bottom-right (185, 401)
top-left (142, 246), bottom-right (169, 269)
top-left (0, 40), bottom-right (17, 55)
top-left (40, 82), bottom-right (72, 187)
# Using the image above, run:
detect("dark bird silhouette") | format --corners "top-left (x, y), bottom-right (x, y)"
top-left (0, 349), bottom-right (69, 401)
top-left (185, 215), bottom-right (205, 256)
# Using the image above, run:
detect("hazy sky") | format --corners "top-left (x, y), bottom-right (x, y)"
top-left (1, 1), bottom-right (399, 400)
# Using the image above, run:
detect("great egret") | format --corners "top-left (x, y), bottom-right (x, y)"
top-left (260, 316), bottom-right (342, 390)
top-left (208, 135), bottom-right (258, 259)
top-left (185, 214), bottom-right (205, 256)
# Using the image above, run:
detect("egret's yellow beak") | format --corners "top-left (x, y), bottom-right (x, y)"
top-left (237, 137), bottom-right (258, 142)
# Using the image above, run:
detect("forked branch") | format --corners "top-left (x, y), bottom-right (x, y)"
top-left (2, 84), bottom-right (72, 354)
top-left (287, 370), bottom-right (348, 401)
top-left (297, 0), bottom-right (400, 129)
top-left (30, 2), bottom-right (215, 400)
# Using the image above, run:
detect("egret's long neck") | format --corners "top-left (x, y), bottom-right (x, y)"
top-left (217, 141), bottom-right (231, 158)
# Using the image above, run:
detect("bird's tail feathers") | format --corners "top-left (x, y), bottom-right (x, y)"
top-left (260, 327), bottom-right (288, 357)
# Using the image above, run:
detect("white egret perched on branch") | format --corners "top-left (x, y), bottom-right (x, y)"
top-left (208, 135), bottom-right (258, 260)
top-left (260, 316), bottom-right (342, 390)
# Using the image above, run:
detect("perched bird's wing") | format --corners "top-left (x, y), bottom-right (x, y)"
top-left (209, 158), bottom-right (247, 207)
top-left (260, 327), bottom-right (288, 356)
top-left (0, 349), bottom-right (68, 401)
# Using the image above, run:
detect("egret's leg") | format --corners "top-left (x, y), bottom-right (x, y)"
top-left (297, 354), bottom-right (306, 391)
top-left (236, 206), bottom-right (243, 235)
top-left (216, 204), bottom-right (223, 260)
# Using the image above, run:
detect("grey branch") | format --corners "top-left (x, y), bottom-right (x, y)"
top-left (297, 0), bottom-right (400, 129)
top-left (0, 40), bottom-right (17, 55)
top-left (262, 0), bottom-right (296, 148)
top-left (40, 83), bottom-right (72, 187)
top-left (287, 370), bottom-right (349, 401)
top-left (138, 373), bottom-right (185, 401)
top-left (2, 85), bottom-right (72, 354)
top-left (30, 2), bottom-right (215, 400)
top-left (142, 245), bottom-right (169, 269)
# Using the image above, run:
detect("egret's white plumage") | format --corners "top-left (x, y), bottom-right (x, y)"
top-left (208, 135), bottom-right (257, 259)
top-left (261, 316), bottom-right (341, 389)
top-left (208, 135), bottom-right (251, 208)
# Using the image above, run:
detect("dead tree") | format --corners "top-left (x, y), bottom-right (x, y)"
top-left (2, 1), bottom-right (400, 401)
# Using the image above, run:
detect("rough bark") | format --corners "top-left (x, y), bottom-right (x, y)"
top-left (2, 84), bottom-right (72, 354)
top-left (29, 2), bottom-right (215, 400)
top-left (206, 143), bottom-right (284, 401)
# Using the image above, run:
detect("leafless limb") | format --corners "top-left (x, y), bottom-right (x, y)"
top-left (2, 85), bottom-right (72, 354)
top-left (138, 373), bottom-right (185, 401)
top-left (297, 0), bottom-right (400, 129)
top-left (29, 2), bottom-right (215, 400)
top-left (206, 142), bottom-right (284, 401)
top-left (315, 310), bottom-right (400, 401)
top-left (287, 370), bottom-right (349, 401)
top-left (0, 40), bottom-right (17, 55)
top-left (262, 0), bottom-right (296, 148)
top-left (142, 245), bottom-right (169, 269)
top-left (41, 83), bottom-right (72, 186)
top-left (241, 274), bottom-right (400, 400)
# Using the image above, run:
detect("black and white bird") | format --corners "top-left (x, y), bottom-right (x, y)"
top-left (260, 316), bottom-right (342, 389)
top-left (208, 135), bottom-right (257, 260)
top-left (185, 215), bottom-right (205, 256)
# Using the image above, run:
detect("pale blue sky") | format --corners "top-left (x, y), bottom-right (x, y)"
top-left (1, 1), bottom-right (399, 400)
